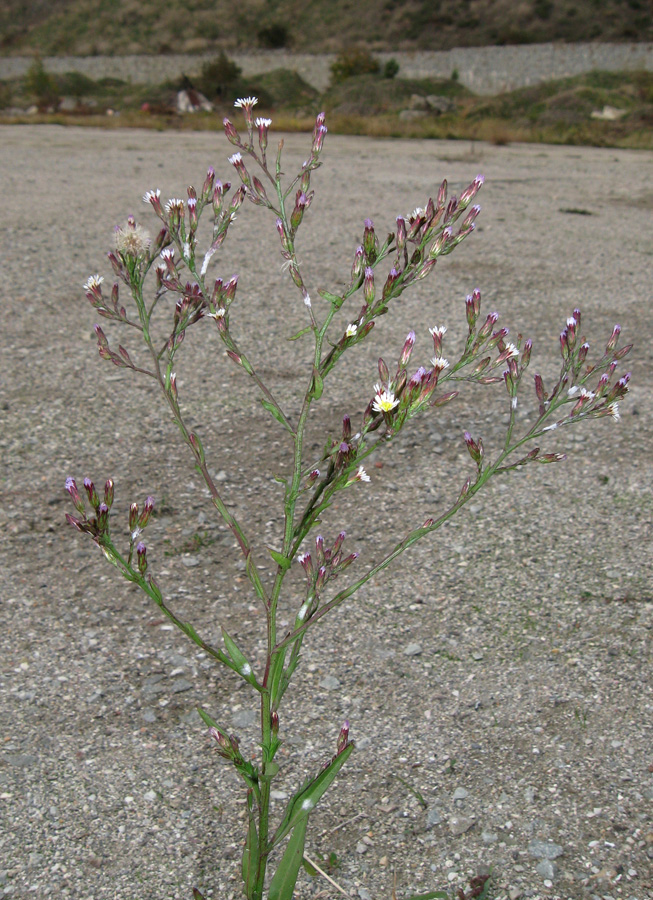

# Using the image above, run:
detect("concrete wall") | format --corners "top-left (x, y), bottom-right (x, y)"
top-left (1, 43), bottom-right (651, 95)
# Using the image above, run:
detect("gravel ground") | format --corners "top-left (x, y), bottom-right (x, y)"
top-left (0, 125), bottom-right (651, 900)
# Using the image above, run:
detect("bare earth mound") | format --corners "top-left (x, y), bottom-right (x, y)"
top-left (0, 125), bottom-right (651, 900)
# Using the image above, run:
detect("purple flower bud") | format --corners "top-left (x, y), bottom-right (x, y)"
top-left (395, 216), bottom-right (406, 252)
top-left (298, 551), bottom-right (313, 577)
top-left (270, 711), bottom-right (279, 734)
top-left (429, 226), bottom-right (452, 257)
top-left (103, 478), bottom-right (114, 509)
top-left (459, 174), bottom-right (484, 207)
top-left (315, 565), bottom-right (327, 592)
top-left (224, 275), bottom-right (238, 304)
top-left (465, 294), bottom-right (476, 330)
top-left (84, 477), bottom-right (100, 510)
top-left (342, 415), bottom-right (351, 441)
top-left (312, 122), bottom-right (328, 154)
top-left (65, 477), bottom-right (85, 514)
top-left (332, 531), bottom-right (346, 556)
top-left (462, 204), bottom-right (481, 229)
top-left (363, 266), bottom-right (375, 304)
top-left (65, 512), bottom-right (85, 532)
top-left (223, 117), bottom-right (240, 145)
top-left (309, 468), bottom-right (320, 483)
top-left (136, 541), bottom-right (147, 575)
top-left (437, 179), bottom-right (447, 207)
top-left (139, 496), bottom-right (155, 529)
top-left (477, 311), bottom-right (499, 341)
top-left (315, 534), bottom-right (325, 566)
top-left (400, 331), bottom-right (415, 368)
top-left (463, 431), bottom-right (483, 465)
top-left (363, 219), bottom-right (377, 261)
top-left (351, 245), bottom-right (364, 280)
top-left (378, 356), bottom-right (390, 383)
top-left (560, 330), bottom-right (569, 359)
top-left (337, 721), bottom-right (349, 753)
top-left (339, 552), bottom-right (359, 571)
top-left (97, 502), bottom-right (109, 532)
top-left (187, 196), bottom-right (198, 229)
top-left (503, 368), bottom-right (515, 397)
top-left (606, 324), bottom-right (621, 352)
top-left (487, 327), bottom-right (509, 350)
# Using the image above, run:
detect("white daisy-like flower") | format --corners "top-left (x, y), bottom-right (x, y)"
top-left (355, 466), bottom-right (370, 482)
top-left (84, 274), bottom-right (104, 291)
top-left (504, 342), bottom-right (519, 358)
top-left (567, 316), bottom-right (577, 328)
top-left (345, 323), bottom-right (358, 338)
top-left (430, 357), bottom-right (450, 371)
top-left (142, 189), bottom-right (160, 204)
top-left (207, 308), bottom-right (226, 320)
top-left (165, 198), bottom-right (185, 214)
top-left (409, 206), bottom-right (424, 219)
top-left (234, 96), bottom-right (258, 109)
top-left (255, 117), bottom-right (271, 127)
top-left (160, 247), bottom-right (175, 260)
top-left (429, 324), bottom-right (447, 338)
top-left (228, 152), bottom-right (242, 165)
top-left (579, 387), bottom-right (595, 400)
top-left (372, 388), bottom-right (399, 413)
top-left (608, 402), bottom-right (620, 420)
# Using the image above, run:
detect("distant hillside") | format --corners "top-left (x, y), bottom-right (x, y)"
top-left (1, 0), bottom-right (651, 56)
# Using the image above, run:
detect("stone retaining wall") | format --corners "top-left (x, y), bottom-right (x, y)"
top-left (1, 43), bottom-right (651, 95)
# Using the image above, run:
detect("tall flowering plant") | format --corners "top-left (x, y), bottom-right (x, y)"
top-left (67, 99), bottom-right (631, 900)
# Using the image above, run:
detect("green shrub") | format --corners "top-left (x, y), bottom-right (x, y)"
top-left (197, 51), bottom-right (242, 98)
top-left (24, 57), bottom-right (58, 109)
top-left (383, 58), bottom-right (400, 79)
top-left (257, 23), bottom-right (289, 48)
top-left (330, 47), bottom-right (380, 85)
top-left (57, 71), bottom-right (97, 98)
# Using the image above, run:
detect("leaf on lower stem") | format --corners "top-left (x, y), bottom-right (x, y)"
top-left (242, 791), bottom-right (260, 899)
top-left (268, 816), bottom-right (309, 900)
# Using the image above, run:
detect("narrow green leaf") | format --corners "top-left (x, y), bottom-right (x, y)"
top-left (260, 398), bottom-right (293, 433)
top-left (318, 288), bottom-right (344, 309)
top-left (310, 367), bottom-right (324, 400)
top-left (302, 857), bottom-right (319, 877)
top-left (268, 646), bottom-right (288, 709)
top-left (268, 548), bottom-right (292, 571)
top-left (260, 761), bottom-right (280, 781)
top-left (270, 743), bottom-right (354, 850)
top-left (268, 817), bottom-right (308, 900)
top-left (403, 893), bottom-right (449, 900)
top-left (288, 326), bottom-right (312, 341)
top-left (242, 792), bottom-right (260, 899)
top-left (197, 706), bottom-right (218, 729)
top-left (246, 553), bottom-right (268, 605)
top-left (222, 627), bottom-right (259, 686)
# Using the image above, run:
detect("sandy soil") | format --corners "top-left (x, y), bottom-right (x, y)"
top-left (0, 124), bottom-right (651, 900)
